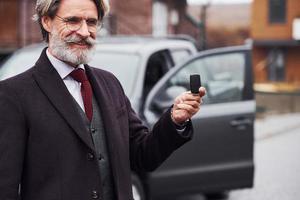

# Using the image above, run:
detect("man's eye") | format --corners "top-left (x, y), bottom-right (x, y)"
top-left (87, 19), bottom-right (98, 26)
top-left (66, 17), bottom-right (81, 24)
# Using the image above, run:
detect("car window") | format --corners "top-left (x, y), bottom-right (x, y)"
top-left (171, 49), bottom-right (192, 65)
top-left (161, 52), bottom-right (246, 105)
top-left (89, 51), bottom-right (141, 97)
top-left (142, 50), bottom-right (173, 101)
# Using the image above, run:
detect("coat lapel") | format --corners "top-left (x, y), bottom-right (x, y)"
top-left (32, 49), bottom-right (95, 151)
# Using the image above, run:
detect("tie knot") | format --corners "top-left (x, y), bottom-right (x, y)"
top-left (70, 68), bottom-right (88, 83)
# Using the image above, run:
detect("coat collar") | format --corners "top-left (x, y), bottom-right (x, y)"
top-left (33, 48), bottom-right (95, 151)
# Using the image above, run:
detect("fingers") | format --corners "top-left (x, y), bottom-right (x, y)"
top-left (175, 100), bottom-right (200, 110)
top-left (171, 87), bottom-right (206, 124)
top-left (175, 92), bottom-right (201, 103)
top-left (176, 87), bottom-right (205, 101)
top-left (176, 103), bottom-right (199, 116)
top-left (175, 102), bottom-right (198, 112)
top-left (199, 87), bottom-right (206, 97)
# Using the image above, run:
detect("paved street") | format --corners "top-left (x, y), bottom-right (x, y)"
top-left (229, 124), bottom-right (300, 200)
top-left (176, 113), bottom-right (300, 200)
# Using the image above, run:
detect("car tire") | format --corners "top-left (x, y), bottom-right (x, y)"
top-left (132, 173), bottom-right (146, 200)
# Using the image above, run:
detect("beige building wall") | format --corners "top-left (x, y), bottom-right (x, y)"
top-left (251, 0), bottom-right (300, 85)
top-left (109, 0), bottom-right (153, 35)
top-left (251, 0), bottom-right (300, 40)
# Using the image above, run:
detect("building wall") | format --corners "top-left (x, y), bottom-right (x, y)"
top-left (286, 47), bottom-right (300, 85)
top-left (109, 0), bottom-right (152, 35)
top-left (0, 0), bottom-right (18, 51)
top-left (253, 46), bottom-right (300, 84)
top-left (252, 47), bottom-right (268, 83)
top-left (19, 0), bottom-right (42, 45)
top-left (251, 0), bottom-right (300, 85)
top-left (251, 0), bottom-right (300, 40)
top-left (0, 0), bottom-right (188, 50)
top-left (0, 0), bottom-right (42, 55)
top-left (108, 0), bottom-right (191, 38)
top-left (162, 0), bottom-right (187, 34)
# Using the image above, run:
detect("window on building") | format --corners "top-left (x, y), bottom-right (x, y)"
top-left (269, 0), bottom-right (286, 24)
top-left (267, 48), bottom-right (285, 81)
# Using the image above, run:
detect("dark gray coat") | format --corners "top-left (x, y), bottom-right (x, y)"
top-left (0, 49), bottom-right (193, 200)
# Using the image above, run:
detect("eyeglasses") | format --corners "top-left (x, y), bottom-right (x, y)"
top-left (55, 15), bottom-right (102, 33)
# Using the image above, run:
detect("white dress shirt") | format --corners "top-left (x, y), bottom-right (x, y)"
top-left (46, 49), bottom-right (86, 112)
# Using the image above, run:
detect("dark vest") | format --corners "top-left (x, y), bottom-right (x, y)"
top-left (73, 95), bottom-right (115, 200)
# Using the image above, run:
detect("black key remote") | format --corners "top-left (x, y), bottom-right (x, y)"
top-left (190, 74), bottom-right (201, 95)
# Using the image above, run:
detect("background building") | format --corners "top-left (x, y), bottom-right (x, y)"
top-left (0, 0), bottom-right (39, 61)
top-left (0, 0), bottom-right (190, 58)
top-left (187, 3), bottom-right (250, 49)
top-left (251, 0), bottom-right (300, 114)
top-left (0, 0), bottom-right (251, 62)
top-left (251, 0), bottom-right (300, 87)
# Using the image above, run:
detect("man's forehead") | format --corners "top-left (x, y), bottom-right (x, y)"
top-left (57, 0), bottom-right (98, 17)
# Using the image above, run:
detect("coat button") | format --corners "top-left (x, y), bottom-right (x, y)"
top-left (92, 190), bottom-right (99, 199)
top-left (98, 154), bottom-right (104, 161)
top-left (91, 128), bottom-right (97, 134)
top-left (87, 152), bottom-right (95, 161)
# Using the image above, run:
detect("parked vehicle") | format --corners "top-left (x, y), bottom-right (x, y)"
top-left (0, 36), bottom-right (255, 199)
top-left (144, 45), bottom-right (255, 199)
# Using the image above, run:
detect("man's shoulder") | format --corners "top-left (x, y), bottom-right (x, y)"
top-left (0, 66), bottom-right (37, 103)
top-left (0, 66), bottom-right (36, 88)
top-left (86, 65), bottom-right (125, 94)
top-left (87, 65), bottom-right (120, 83)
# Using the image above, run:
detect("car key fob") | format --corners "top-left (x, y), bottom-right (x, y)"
top-left (190, 74), bottom-right (201, 95)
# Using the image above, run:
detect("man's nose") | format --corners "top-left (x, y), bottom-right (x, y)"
top-left (76, 21), bottom-right (91, 37)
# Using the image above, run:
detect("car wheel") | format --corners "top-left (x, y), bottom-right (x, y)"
top-left (132, 173), bottom-right (146, 200)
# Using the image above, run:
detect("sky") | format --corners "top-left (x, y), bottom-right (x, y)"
top-left (187, 0), bottom-right (253, 5)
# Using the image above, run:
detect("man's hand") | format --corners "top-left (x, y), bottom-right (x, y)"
top-left (171, 87), bottom-right (206, 125)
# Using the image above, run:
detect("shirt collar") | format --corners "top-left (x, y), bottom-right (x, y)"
top-left (46, 48), bottom-right (85, 80)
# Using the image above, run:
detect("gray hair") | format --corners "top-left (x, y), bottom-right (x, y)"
top-left (33, 0), bottom-right (109, 42)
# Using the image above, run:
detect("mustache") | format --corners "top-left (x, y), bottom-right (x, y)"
top-left (64, 35), bottom-right (96, 47)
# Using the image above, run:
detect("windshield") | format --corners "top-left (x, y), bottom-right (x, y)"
top-left (89, 51), bottom-right (140, 97)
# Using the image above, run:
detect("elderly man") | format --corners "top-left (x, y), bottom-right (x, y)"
top-left (0, 0), bottom-right (205, 199)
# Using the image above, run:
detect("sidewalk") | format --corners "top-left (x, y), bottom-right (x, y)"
top-left (255, 112), bottom-right (300, 141)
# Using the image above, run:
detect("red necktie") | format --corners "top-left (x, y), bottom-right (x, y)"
top-left (70, 68), bottom-right (93, 121)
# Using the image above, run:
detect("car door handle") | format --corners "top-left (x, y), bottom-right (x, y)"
top-left (230, 118), bottom-right (252, 128)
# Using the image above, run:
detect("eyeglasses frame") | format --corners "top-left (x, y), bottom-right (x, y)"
top-left (55, 15), bottom-right (102, 33)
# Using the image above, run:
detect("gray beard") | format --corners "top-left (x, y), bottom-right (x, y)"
top-left (49, 32), bottom-right (96, 66)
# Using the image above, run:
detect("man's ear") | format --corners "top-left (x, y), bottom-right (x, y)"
top-left (41, 16), bottom-right (52, 33)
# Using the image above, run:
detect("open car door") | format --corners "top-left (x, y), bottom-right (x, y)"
top-left (143, 46), bottom-right (255, 198)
